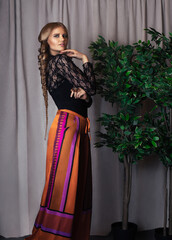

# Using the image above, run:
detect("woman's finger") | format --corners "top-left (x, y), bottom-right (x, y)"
top-left (74, 92), bottom-right (78, 98)
top-left (70, 88), bottom-right (77, 97)
top-left (61, 49), bottom-right (75, 55)
top-left (70, 87), bottom-right (86, 99)
top-left (70, 90), bottom-right (74, 97)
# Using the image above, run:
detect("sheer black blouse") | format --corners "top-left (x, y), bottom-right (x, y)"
top-left (46, 54), bottom-right (96, 117)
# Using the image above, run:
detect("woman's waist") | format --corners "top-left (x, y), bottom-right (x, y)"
top-left (57, 108), bottom-right (87, 119)
top-left (57, 109), bottom-right (90, 134)
top-left (55, 101), bottom-right (88, 118)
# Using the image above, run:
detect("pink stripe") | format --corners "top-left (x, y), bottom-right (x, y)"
top-left (40, 206), bottom-right (74, 219)
top-left (47, 112), bottom-right (68, 207)
top-left (60, 116), bottom-right (80, 211)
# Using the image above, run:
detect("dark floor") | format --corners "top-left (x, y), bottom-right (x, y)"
top-left (0, 230), bottom-right (155, 240)
top-left (91, 230), bottom-right (155, 240)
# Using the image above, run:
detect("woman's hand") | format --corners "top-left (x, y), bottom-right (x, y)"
top-left (60, 49), bottom-right (89, 64)
top-left (70, 87), bottom-right (89, 102)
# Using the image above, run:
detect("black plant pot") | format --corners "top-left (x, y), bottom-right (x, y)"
top-left (154, 228), bottom-right (172, 240)
top-left (111, 222), bottom-right (137, 240)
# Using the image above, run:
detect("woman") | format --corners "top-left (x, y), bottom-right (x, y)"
top-left (26, 22), bottom-right (96, 240)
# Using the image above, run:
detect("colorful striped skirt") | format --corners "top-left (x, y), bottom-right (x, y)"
top-left (25, 109), bottom-right (92, 240)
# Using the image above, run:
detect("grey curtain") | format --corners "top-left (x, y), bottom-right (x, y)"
top-left (0, 0), bottom-right (172, 237)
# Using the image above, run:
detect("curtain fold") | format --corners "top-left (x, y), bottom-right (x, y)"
top-left (0, 0), bottom-right (172, 237)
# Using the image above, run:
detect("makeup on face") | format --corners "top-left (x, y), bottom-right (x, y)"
top-left (47, 27), bottom-right (68, 55)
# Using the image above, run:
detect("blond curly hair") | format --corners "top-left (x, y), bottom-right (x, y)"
top-left (38, 22), bottom-right (68, 139)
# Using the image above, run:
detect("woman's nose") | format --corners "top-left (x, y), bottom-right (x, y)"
top-left (60, 35), bottom-right (64, 41)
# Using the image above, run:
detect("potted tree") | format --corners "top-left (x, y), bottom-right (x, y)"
top-left (139, 28), bottom-right (172, 239)
top-left (89, 28), bottom-right (172, 240)
top-left (146, 108), bottom-right (172, 240)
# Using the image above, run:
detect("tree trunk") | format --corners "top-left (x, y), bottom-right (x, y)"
top-left (169, 109), bottom-right (172, 235)
top-left (169, 167), bottom-right (172, 235)
top-left (122, 155), bottom-right (132, 230)
top-left (163, 166), bottom-right (168, 236)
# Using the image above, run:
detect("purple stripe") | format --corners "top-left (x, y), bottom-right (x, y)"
top-left (47, 112), bottom-right (68, 207)
top-left (40, 207), bottom-right (74, 219)
top-left (60, 116), bottom-right (80, 211)
top-left (35, 223), bottom-right (71, 237)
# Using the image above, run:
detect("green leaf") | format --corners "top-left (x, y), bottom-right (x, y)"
top-left (120, 113), bottom-right (125, 120)
top-left (126, 84), bottom-right (131, 88)
top-left (126, 114), bottom-right (129, 121)
top-left (151, 141), bottom-right (157, 147)
top-left (153, 136), bottom-right (159, 141)
top-left (109, 41), bottom-right (114, 48)
top-left (122, 52), bottom-right (125, 59)
top-left (149, 128), bottom-right (156, 132)
top-left (120, 125), bottom-right (125, 130)
top-left (124, 131), bottom-right (131, 136)
top-left (126, 70), bottom-right (132, 76)
top-left (144, 145), bottom-right (151, 149)
top-left (116, 66), bottom-right (121, 73)
top-left (135, 142), bottom-right (142, 148)
top-left (165, 77), bottom-right (172, 81)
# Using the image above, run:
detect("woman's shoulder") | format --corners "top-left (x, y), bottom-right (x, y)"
top-left (48, 54), bottom-right (72, 70)
top-left (48, 54), bottom-right (69, 67)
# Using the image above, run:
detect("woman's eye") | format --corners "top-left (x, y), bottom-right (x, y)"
top-left (53, 34), bottom-right (68, 38)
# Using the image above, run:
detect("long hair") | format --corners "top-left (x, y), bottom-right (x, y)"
top-left (38, 22), bottom-right (68, 139)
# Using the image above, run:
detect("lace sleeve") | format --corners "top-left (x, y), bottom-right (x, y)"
top-left (54, 54), bottom-right (96, 95)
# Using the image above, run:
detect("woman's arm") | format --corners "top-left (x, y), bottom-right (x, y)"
top-left (70, 87), bottom-right (90, 102)
top-left (61, 49), bottom-right (89, 64)
top-left (54, 52), bottom-right (96, 95)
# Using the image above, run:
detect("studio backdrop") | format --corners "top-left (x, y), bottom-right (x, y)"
top-left (0, 0), bottom-right (172, 237)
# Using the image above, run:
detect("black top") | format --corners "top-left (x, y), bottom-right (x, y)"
top-left (46, 54), bottom-right (96, 117)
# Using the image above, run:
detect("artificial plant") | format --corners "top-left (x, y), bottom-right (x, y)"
top-left (89, 28), bottom-right (172, 232)
top-left (138, 28), bottom-right (172, 236)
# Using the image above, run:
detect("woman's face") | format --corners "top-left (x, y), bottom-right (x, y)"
top-left (47, 26), bottom-right (68, 55)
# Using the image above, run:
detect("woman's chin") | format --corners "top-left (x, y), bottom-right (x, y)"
top-left (58, 46), bottom-right (66, 51)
